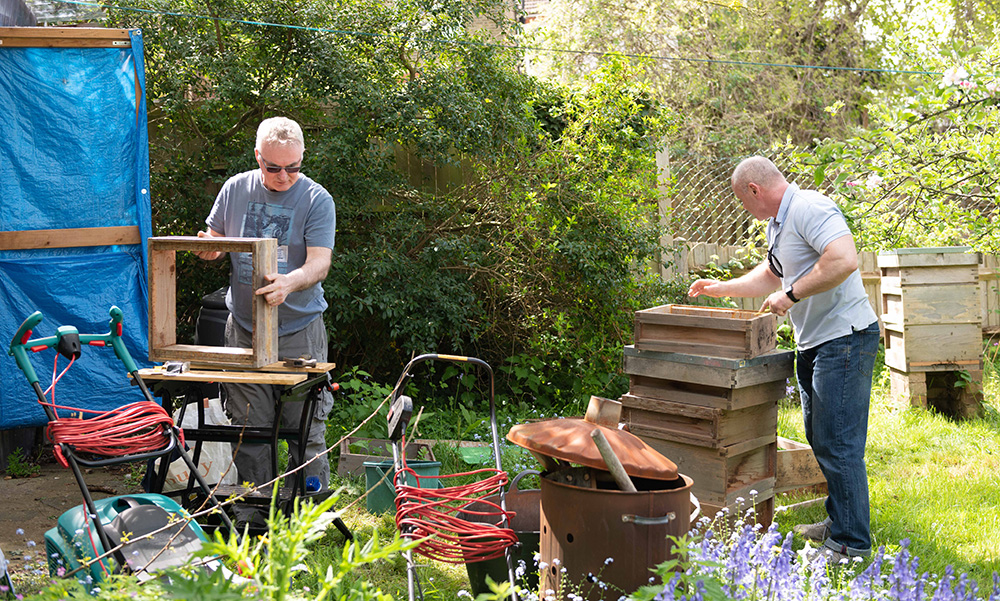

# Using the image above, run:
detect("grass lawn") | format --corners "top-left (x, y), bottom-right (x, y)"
top-left (775, 348), bottom-right (1000, 591)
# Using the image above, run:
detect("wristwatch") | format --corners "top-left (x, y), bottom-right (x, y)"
top-left (784, 285), bottom-right (800, 303)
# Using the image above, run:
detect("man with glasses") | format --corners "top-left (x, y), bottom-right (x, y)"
top-left (688, 156), bottom-right (879, 562)
top-left (195, 116), bottom-right (336, 527)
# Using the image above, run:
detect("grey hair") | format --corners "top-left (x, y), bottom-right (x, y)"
top-left (256, 117), bottom-right (305, 152)
top-left (731, 156), bottom-right (785, 190)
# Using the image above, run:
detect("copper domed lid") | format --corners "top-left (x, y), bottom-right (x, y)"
top-left (506, 397), bottom-right (678, 481)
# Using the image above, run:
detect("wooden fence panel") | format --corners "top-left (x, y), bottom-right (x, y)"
top-left (675, 244), bottom-right (1000, 338)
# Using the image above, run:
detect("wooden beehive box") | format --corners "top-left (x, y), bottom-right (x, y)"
top-left (634, 304), bottom-right (777, 359)
top-left (623, 346), bottom-right (794, 396)
top-left (878, 247), bottom-right (982, 372)
top-left (148, 236), bottom-right (278, 368)
top-left (878, 247), bottom-right (979, 288)
top-left (775, 437), bottom-right (826, 495)
top-left (622, 393), bottom-right (777, 448)
top-left (883, 322), bottom-right (982, 372)
top-left (639, 434), bottom-right (776, 511)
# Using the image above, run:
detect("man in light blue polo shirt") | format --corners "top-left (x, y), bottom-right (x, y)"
top-left (688, 156), bottom-right (879, 561)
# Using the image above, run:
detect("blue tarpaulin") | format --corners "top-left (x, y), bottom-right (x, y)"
top-left (0, 29), bottom-right (152, 429)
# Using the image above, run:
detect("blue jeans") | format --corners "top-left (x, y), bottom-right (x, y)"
top-left (796, 322), bottom-right (880, 556)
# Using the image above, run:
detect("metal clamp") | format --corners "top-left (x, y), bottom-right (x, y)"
top-left (621, 511), bottom-right (676, 526)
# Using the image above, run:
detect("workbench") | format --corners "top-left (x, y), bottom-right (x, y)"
top-left (137, 361), bottom-right (352, 538)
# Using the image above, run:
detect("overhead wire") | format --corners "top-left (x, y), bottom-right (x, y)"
top-left (51, 0), bottom-right (947, 77)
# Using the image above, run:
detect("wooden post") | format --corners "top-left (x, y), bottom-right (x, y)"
top-left (656, 145), bottom-right (674, 281)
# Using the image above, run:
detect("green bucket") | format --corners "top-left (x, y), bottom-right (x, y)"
top-left (363, 459), bottom-right (442, 514)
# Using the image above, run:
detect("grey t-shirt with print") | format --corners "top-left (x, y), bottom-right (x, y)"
top-left (207, 170), bottom-right (336, 336)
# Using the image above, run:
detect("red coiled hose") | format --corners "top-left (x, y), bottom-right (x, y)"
top-left (393, 438), bottom-right (517, 564)
top-left (41, 355), bottom-right (180, 467)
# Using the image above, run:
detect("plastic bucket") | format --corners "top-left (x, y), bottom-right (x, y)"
top-left (363, 459), bottom-right (442, 514)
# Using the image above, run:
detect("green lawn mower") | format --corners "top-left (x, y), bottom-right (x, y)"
top-left (7, 306), bottom-right (233, 590)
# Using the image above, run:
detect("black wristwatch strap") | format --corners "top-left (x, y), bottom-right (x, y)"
top-left (785, 286), bottom-right (800, 303)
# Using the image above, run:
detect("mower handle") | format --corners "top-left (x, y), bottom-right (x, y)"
top-left (7, 306), bottom-right (138, 385)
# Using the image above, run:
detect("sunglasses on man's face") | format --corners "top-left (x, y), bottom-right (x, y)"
top-left (260, 159), bottom-right (302, 174)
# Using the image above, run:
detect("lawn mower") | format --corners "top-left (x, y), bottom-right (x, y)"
top-left (7, 306), bottom-right (233, 590)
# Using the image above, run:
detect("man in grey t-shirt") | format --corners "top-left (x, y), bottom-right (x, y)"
top-left (689, 156), bottom-right (879, 561)
top-left (195, 117), bottom-right (336, 526)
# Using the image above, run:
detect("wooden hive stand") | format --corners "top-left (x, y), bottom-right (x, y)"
top-left (878, 247), bottom-right (984, 419)
top-left (148, 236), bottom-right (278, 368)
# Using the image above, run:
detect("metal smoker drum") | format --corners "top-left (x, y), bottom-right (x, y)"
top-left (508, 399), bottom-right (697, 601)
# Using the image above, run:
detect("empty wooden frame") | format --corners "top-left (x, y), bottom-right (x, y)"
top-left (148, 236), bottom-right (277, 368)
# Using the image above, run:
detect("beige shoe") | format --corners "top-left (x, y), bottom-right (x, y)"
top-left (793, 520), bottom-right (831, 542)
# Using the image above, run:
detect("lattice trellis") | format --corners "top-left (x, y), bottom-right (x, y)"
top-left (665, 153), bottom-right (807, 246)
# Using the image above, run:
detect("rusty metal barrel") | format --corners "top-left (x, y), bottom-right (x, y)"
top-left (508, 396), bottom-right (697, 600)
top-left (539, 471), bottom-right (694, 600)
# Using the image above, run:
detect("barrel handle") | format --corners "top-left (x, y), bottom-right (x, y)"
top-left (622, 512), bottom-right (675, 526)
top-left (621, 492), bottom-right (701, 526)
top-left (508, 469), bottom-right (541, 494)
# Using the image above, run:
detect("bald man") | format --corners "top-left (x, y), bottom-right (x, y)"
top-left (689, 156), bottom-right (879, 561)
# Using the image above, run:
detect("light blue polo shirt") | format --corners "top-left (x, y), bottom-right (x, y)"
top-left (767, 184), bottom-right (877, 350)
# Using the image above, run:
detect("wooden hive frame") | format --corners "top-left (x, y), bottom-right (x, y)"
top-left (633, 304), bottom-right (777, 359)
top-left (148, 236), bottom-right (277, 368)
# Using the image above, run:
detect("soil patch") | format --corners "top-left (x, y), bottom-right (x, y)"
top-left (1, 457), bottom-right (140, 587)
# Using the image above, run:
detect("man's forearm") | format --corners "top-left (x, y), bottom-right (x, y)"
top-left (720, 262), bottom-right (783, 297)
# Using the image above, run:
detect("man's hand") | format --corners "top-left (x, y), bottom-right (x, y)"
top-left (254, 246), bottom-right (332, 308)
top-left (256, 273), bottom-right (294, 307)
top-left (688, 279), bottom-right (726, 298)
top-left (761, 289), bottom-right (795, 316)
top-left (194, 230), bottom-right (224, 261)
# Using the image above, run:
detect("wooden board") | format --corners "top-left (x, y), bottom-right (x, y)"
top-left (775, 437), bottom-right (826, 495)
top-left (0, 27), bottom-right (132, 48)
top-left (623, 346), bottom-right (794, 389)
top-left (189, 360), bottom-right (336, 374)
top-left (628, 375), bottom-right (786, 411)
top-left (622, 393), bottom-right (777, 448)
top-left (0, 226), bottom-right (141, 250)
top-left (883, 322), bottom-right (981, 372)
top-left (136, 367), bottom-right (308, 386)
top-left (881, 283), bottom-right (979, 326)
top-left (148, 236), bottom-right (278, 368)
top-left (637, 434), bottom-right (776, 505)
top-left (880, 265), bottom-right (979, 288)
top-left (877, 247), bottom-right (979, 269)
top-left (634, 304), bottom-right (776, 359)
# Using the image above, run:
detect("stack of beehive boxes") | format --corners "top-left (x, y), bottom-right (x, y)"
top-left (878, 247), bottom-right (984, 419)
top-left (621, 305), bottom-right (795, 526)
